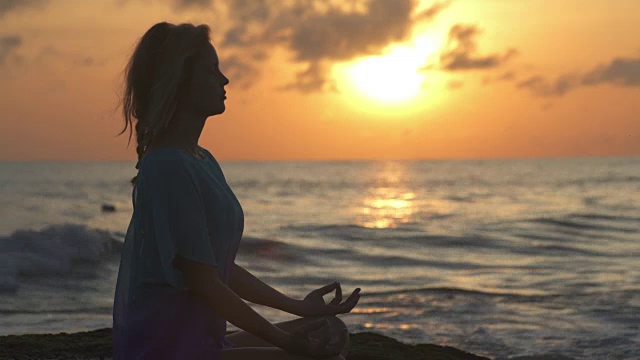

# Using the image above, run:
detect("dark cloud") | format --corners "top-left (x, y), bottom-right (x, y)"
top-left (517, 56), bottom-right (640, 97)
top-left (516, 73), bottom-right (580, 97)
top-left (440, 24), bottom-right (517, 71)
top-left (220, 54), bottom-right (259, 89)
top-left (0, 0), bottom-right (49, 19)
top-left (173, 0), bottom-right (213, 9)
top-left (278, 62), bottom-right (338, 93)
top-left (0, 35), bottom-right (21, 65)
top-left (414, 0), bottom-right (450, 22)
top-left (482, 70), bottom-right (516, 84)
top-left (287, 1), bottom-right (415, 62)
top-left (217, 0), bottom-right (448, 92)
top-left (582, 57), bottom-right (640, 87)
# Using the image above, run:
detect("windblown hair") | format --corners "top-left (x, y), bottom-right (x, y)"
top-left (118, 22), bottom-right (212, 186)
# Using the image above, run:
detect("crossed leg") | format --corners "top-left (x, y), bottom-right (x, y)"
top-left (221, 315), bottom-right (350, 360)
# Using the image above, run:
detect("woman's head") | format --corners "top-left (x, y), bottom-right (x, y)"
top-left (119, 22), bottom-right (229, 184)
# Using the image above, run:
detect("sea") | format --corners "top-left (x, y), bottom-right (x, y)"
top-left (0, 157), bottom-right (639, 359)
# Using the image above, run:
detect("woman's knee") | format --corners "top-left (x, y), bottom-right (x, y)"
top-left (327, 315), bottom-right (348, 332)
top-left (304, 314), bottom-right (348, 332)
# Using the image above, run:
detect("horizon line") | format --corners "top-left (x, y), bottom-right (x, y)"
top-left (1, 153), bottom-right (639, 163)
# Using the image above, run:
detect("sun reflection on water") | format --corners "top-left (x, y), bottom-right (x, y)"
top-left (356, 162), bottom-right (417, 229)
top-left (363, 322), bottom-right (419, 330)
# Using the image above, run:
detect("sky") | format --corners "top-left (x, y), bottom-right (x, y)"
top-left (0, 0), bottom-right (638, 161)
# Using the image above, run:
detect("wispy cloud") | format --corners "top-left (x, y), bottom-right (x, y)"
top-left (439, 24), bottom-right (517, 71)
top-left (582, 57), bottom-right (640, 87)
top-left (482, 70), bottom-right (516, 84)
top-left (517, 56), bottom-right (640, 97)
top-left (0, 0), bottom-right (49, 19)
top-left (33, 44), bottom-right (105, 68)
top-left (0, 35), bottom-right (22, 65)
top-left (173, 0), bottom-right (213, 9)
top-left (219, 53), bottom-right (259, 90)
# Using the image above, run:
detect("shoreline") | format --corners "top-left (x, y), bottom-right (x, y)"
top-left (0, 327), bottom-right (490, 359)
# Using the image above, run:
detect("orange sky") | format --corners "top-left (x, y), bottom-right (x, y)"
top-left (0, 0), bottom-right (638, 161)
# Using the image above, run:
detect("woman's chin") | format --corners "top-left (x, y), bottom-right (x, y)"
top-left (210, 104), bottom-right (226, 115)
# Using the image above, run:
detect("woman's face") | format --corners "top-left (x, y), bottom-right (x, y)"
top-left (184, 43), bottom-right (229, 117)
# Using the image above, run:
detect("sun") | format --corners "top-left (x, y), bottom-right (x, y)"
top-left (338, 34), bottom-right (439, 104)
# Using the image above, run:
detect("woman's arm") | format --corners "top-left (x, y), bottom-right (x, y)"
top-left (229, 263), bottom-right (302, 315)
top-left (174, 256), bottom-right (291, 347)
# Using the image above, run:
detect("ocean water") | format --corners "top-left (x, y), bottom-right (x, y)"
top-left (0, 157), bottom-right (639, 359)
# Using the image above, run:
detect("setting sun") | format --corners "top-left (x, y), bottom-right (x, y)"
top-left (339, 34), bottom-right (439, 104)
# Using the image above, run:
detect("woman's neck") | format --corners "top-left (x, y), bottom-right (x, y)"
top-left (147, 110), bottom-right (206, 153)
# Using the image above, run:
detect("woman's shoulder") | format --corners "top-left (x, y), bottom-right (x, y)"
top-left (139, 147), bottom-right (197, 175)
top-left (143, 147), bottom-right (196, 164)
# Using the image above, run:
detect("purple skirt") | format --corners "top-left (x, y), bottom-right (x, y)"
top-left (113, 287), bottom-right (236, 359)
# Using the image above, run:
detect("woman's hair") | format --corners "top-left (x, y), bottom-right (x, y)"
top-left (118, 22), bottom-right (212, 186)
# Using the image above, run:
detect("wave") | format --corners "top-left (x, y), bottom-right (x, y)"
top-left (560, 175), bottom-right (640, 186)
top-left (0, 306), bottom-right (113, 315)
top-left (281, 223), bottom-right (405, 240)
top-left (361, 285), bottom-right (556, 301)
top-left (571, 213), bottom-right (640, 222)
top-left (362, 285), bottom-right (640, 304)
top-left (281, 224), bottom-right (512, 254)
top-left (530, 217), bottom-right (638, 233)
top-left (0, 224), bottom-right (122, 293)
top-left (237, 236), bottom-right (308, 263)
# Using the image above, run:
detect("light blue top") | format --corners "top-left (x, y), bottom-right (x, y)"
top-left (113, 146), bottom-right (243, 359)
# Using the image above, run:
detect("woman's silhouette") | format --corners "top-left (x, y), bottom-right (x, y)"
top-left (112, 22), bottom-right (361, 359)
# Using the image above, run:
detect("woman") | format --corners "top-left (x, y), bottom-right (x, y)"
top-left (112, 22), bottom-right (362, 359)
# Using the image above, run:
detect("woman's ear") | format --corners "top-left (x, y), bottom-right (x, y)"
top-left (179, 55), bottom-right (194, 82)
top-left (175, 55), bottom-right (195, 103)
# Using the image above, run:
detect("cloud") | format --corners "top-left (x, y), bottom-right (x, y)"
top-left (440, 24), bottom-right (517, 71)
top-left (217, 0), bottom-right (448, 92)
top-left (516, 73), bottom-right (581, 97)
top-left (0, 35), bottom-right (21, 65)
top-left (219, 54), bottom-right (259, 89)
top-left (414, 0), bottom-right (450, 22)
top-left (482, 70), bottom-right (516, 84)
top-left (277, 62), bottom-right (338, 93)
top-left (517, 56), bottom-right (640, 97)
top-left (582, 57), bottom-right (640, 87)
top-left (32, 44), bottom-right (105, 68)
top-left (173, 0), bottom-right (213, 9)
top-left (0, 0), bottom-right (49, 19)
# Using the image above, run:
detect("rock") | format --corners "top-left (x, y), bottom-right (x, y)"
top-left (348, 331), bottom-right (490, 360)
top-left (0, 328), bottom-right (490, 359)
top-left (101, 204), bottom-right (116, 212)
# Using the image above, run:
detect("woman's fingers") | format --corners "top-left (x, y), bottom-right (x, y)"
top-left (316, 281), bottom-right (339, 296)
top-left (329, 283), bottom-right (342, 305)
top-left (339, 289), bottom-right (361, 313)
top-left (343, 288), bottom-right (360, 305)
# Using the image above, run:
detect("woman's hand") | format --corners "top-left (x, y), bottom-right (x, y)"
top-left (294, 281), bottom-right (361, 317)
top-left (279, 318), bottom-right (348, 359)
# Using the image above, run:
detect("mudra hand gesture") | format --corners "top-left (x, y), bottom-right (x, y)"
top-left (294, 281), bottom-right (361, 317)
